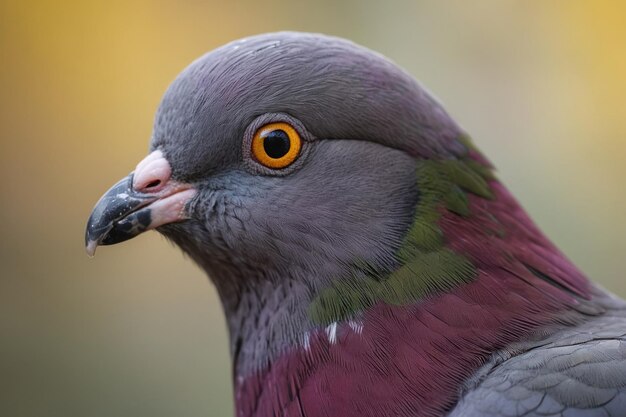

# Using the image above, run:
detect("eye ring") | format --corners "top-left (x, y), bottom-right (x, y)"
top-left (251, 122), bottom-right (302, 169)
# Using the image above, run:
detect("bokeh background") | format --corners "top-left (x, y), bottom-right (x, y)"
top-left (1, 1), bottom-right (625, 416)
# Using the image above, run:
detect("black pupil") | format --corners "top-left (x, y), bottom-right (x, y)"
top-left (263, 130), bottom-right (291, 159)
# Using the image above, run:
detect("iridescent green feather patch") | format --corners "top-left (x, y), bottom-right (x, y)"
top-left (309, 147), bottom-right (495, 326)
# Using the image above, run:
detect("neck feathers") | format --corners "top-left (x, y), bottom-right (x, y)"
top-left (310, 138), bottom-right (591, 327)
top-left (232, 137), bottom-right (598, 417)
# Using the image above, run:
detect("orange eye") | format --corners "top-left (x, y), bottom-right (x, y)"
top-left (251, 122), bottom-right (302, 169)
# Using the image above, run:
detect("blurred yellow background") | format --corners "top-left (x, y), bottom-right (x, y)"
top-left (1, 1), bottom-right (625, 416)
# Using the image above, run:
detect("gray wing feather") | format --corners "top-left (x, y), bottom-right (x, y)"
top-left (449, 299), bottom-right (626, 417)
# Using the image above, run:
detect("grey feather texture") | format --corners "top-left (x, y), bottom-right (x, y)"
top-left (161, 139), bottom-right (419, 374)
top-left (449, 294), bottom-right (626, 417)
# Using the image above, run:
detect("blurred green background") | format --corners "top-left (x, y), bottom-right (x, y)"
top-left (1, 1), bottom-right (625, 416)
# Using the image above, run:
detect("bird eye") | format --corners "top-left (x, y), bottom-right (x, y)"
top-left (251, 122), bottom-right (302, 169)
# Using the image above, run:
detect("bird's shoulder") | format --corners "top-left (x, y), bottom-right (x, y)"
top-left (449, 296), bottom-right (626, 417)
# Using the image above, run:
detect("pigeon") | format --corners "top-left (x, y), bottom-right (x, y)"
top-left (85, 32), bottom-right (626, 417)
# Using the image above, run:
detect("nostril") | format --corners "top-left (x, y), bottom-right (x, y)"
top-left (145, 180), bottom-right (161, 189)
top-left (132, 150), bottom-right (172, 193)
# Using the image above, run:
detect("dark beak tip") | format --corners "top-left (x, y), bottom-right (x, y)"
top-left (84, 174), bottom-right (148, 256)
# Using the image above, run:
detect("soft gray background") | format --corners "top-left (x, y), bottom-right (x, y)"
top-left (1, 1), bottom-right (624, 416)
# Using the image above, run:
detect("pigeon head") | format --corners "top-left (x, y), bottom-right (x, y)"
top-left (86, 32), bottom-right (592, 398)
top-left (86, 34), bottom-right (469, 296)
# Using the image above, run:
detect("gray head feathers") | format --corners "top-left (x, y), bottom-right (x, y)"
top-left (153, 32), bottom-right (465, 182)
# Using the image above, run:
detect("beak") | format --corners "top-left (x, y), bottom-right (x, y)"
top-left (85, 150), bottom-right (196, 257)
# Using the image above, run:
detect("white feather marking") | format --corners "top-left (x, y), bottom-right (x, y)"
top-left (300, 321), bottom-right (364, 351)
top-left (326, 322), bottom-right (338, 344)
top-left (348, 320), bottom-right (364, 334)
top-left (302, 332), bottom-right (311, 351)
